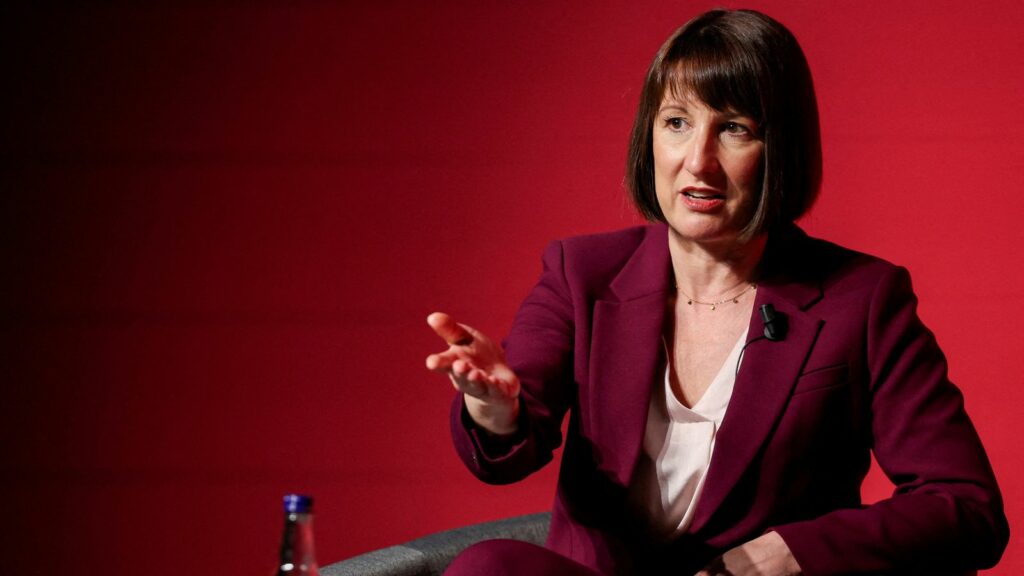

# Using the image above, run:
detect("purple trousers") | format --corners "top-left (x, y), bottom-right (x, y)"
top-left (445, 539), bottom-right (603, 576)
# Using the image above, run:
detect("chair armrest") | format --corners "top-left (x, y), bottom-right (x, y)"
top-left (321, 512), bottom-right (550, 576)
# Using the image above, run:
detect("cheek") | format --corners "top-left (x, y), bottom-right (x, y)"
top-left (732, 148), bottom-right (764, 193)
top-left (652, 138), bottom-right (670, 178)
top-left (654, 179), bottom-right (672, 215)
top-left (652, 137), bottom-right (685, 185)
top-left (652, 137), bottom-right (676, 205)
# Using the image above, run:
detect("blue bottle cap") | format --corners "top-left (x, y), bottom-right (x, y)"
top-left (283, 493), bottom-right (313, 513)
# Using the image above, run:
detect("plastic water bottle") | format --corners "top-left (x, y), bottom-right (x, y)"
top-left (276, 494), bottom-right (320, 575)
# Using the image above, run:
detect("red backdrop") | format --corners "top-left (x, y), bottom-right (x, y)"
top-left (3, 1), bottom-right (1021, 574)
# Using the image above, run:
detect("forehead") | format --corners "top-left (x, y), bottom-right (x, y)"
top-left (659, 59), bottom-right (761, 119)
top-left (659, 90), bottom-right (705, 109)
top-left (658, 90), bottom-right (746, 117)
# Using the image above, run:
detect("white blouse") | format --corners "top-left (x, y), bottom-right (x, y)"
top-left (628, 328), bottom-right (747, 538)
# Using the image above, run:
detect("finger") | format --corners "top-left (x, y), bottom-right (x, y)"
top-left (452, 358), bottom-right (476, 376)
top-left (446, 369), bottom-right (486, 395)
top-left (494, 377), bottom-right (518, 399)
top-left (426, 348), bottom-right (466, 370)
top-left (421, 348), bottom-right (462, 368)
top-left (427, 312), bottom-right (474, 346)
top-left (426, 352), bottom-right (454, 371)
top-left (467, 367), bottom-right (491, 383)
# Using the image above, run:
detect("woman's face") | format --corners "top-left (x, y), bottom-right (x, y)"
top-left (653, 92), bottom-right (764, 246)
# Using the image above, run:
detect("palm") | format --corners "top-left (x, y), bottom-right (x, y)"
top-left (425, 312), bottom-right (521, 434)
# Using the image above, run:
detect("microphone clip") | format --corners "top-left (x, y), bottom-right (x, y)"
top-left (759, 304), bottom-right (788, 342)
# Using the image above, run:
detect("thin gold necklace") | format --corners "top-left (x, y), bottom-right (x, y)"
top-left (677, 283), bottom-right (756, 311)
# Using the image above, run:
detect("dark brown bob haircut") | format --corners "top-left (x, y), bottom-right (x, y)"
top-left (626, 9), bottom-right (821, 240)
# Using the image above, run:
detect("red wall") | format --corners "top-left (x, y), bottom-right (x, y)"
top-left (3, 1), bottom-right (1021, 574)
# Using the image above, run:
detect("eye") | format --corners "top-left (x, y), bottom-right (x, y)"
top-left (723, 121), bottom-right (751, 136)
top-left (664, 117), bottom-right (687, 131)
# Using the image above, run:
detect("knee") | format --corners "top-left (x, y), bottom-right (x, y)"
top-left (445, 539), bottom-right (547, 576)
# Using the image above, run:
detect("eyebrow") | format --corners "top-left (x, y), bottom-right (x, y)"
top-left (658, 103), bottom-right (755, 122)
top-left (658, 104), bottom-right (688, 114)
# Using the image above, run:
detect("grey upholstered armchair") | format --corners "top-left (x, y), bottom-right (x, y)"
top-left (320, 512), bottom-right (551, 576)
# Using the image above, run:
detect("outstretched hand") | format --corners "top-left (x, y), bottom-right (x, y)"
top-left (425, 312), bottom-right (521, 435)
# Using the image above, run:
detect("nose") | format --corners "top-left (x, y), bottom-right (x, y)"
top-left (684, 125), bottom-right (720, 177)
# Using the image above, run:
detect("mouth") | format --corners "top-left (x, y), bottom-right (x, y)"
top-left (682, 187), bottom-right (725, 200)
top-left (680, 187), bottom-right (726, 212)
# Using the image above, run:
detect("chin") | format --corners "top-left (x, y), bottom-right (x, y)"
top-left (667, 220), bottom-right (739, 245)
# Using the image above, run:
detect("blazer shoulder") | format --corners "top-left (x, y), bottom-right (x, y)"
top-left (552, 225), bottom-right (664, 293)
top-left (558, 225), bottom-right (651, 258)
top-left (790, 230), bottom-right (904, 285)
top-left (791, 231), bottom-right (914, 306)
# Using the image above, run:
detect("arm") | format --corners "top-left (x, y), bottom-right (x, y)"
top-left (769, 265), bottom-right (1009, 574)
top-left (432, 241), bottom-right (577, 484)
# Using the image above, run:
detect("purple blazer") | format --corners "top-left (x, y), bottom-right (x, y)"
top-left (450, 224), bottom-right (1008, 575)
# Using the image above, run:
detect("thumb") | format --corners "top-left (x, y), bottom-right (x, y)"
top-left (427, 312), bottom-right (475, 346)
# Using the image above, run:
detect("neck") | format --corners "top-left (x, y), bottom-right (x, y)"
top-left (668, 229), bottom-right (767, 300)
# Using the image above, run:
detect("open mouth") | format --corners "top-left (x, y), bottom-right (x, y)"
top-left (680, 188), bottom-right (726, 212)
top-left (683, 190), bottom-right (725, 200)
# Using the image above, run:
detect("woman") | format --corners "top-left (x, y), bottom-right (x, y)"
top-left (425, 9), bottom-right (1007, 576)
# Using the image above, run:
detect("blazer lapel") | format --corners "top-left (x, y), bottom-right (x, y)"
top-left (689, 227), bottom-right (825, 533)
top-left (587, 225), bottom-right (673, 486)
top-left (583, 224), bottom-right (828, 516)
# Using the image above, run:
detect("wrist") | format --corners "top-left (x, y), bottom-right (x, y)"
top-left (466, 395), bottom-right (521, 436)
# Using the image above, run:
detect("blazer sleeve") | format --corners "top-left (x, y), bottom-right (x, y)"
top-left (449, 240), bottom-right (577, 484)
top-left (772, 265), bottom-right (1009, 574)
